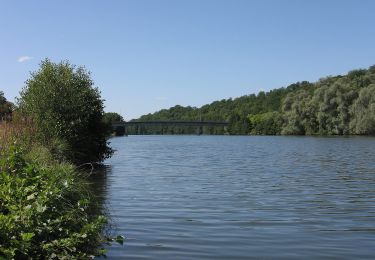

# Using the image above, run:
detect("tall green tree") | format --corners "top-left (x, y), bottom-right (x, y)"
top-left (18, 59), bottom-right (113, 164)
top-left (349, 84), bottom-right (375, 134)
top-left (281, 90), bottom-right (317, 135)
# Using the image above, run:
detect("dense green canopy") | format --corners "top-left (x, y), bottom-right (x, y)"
top-left (103, 112), bottom-right (125, 125)
top-left (18, 59), bottom-right (113, 164)
top-left (129, 65), bottom-right (375, 135)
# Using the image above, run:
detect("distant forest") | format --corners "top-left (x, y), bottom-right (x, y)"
top-left (128, 65), bottom-right (375, 135)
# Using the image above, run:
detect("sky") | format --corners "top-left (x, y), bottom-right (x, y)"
top-left (1, 0), bottom-right (375, 120)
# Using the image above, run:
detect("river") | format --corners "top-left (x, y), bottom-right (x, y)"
top-left (94, 135), bottom-right (375, 259)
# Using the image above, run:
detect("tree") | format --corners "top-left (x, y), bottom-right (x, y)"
top-left (124, 64), bottom-right (375, 136)
top-left (281, 90), bottom-right (316, 135)
top-left (103, 112), bottom-right (125, 124)
top-left (248, 111), bottom-right (282, 135)
top-left (0, 91), bottom-right (13, 120)
top-left (349, 84), bottom-right (375, 134)
top-left (18, 59), bottom-right (113, 164)
top-left (103, 112), bottom-right (126, 136)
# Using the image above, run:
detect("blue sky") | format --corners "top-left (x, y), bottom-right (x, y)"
top-left (1, 0), bottom-right (375, 119)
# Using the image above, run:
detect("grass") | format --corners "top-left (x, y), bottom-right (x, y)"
top-left (0, 116), bottom-right (36, 153)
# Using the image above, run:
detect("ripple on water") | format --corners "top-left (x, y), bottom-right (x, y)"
top-left (95, 136), bottom-right (375, 259)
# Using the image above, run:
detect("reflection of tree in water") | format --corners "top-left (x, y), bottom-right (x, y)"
top-left (86, 164), bottom-right (113, 231)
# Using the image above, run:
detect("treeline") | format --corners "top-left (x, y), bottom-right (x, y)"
top-left (128, 65), bottom-right (375, 135)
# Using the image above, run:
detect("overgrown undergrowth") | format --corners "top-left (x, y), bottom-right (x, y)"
top-left (0, 122), bottom-right (122, 259)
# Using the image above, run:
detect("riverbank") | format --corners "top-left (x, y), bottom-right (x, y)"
top-left (0, 120), bottom-right (113, 258)
top-left (0, 59), bottom-right (123, 258)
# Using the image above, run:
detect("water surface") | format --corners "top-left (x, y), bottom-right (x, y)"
top-left (98, 136), bottom-right (375, 259)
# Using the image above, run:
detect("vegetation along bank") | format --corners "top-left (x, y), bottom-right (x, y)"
top-left (0, 59), bottom-right (123, 259)
top-left (128, 65), bottom-right (375, 135)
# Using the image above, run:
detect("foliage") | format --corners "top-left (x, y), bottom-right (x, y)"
top-left (102, 112), bottom-right (125, 125)
top-left (18, 59), bottom-right (113, 164)
top-left (128, 81), bottom-right (313, 135)
top-left (103, 112), bottom-right (126, 136)
top-left (349, 84), bottom-right (375, 134)
top-left (0, 145), bottom-right (110, 259)
top-left (0, 91), bottom-right (13, 120)
top-left (248, 112), bottom-right (282, 135)
top-left (130, 65), bottom-right (375, 135)
top-left (281, 67), bottom-right (375, 135)
top-left (1, 62), bottom-right (124, 258)
top-left (281, 90), bottom-right (316, 135)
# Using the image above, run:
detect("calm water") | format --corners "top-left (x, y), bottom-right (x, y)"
top-left (96, 136), bottom-right (375, 259)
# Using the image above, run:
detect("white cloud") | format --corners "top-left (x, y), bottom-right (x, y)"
top-left (18, 56), bottom-right (33, 63)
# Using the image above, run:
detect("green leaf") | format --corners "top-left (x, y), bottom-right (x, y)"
top-left (26, 193), bottom-right (36, 200)
top-left (21, 232), bottom-right (35, 241)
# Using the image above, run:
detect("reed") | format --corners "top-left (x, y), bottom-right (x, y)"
top-left (0, 114), bottom-right (37, 153)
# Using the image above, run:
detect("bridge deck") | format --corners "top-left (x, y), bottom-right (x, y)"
top-left (112, 121), bottom-right (229, 127)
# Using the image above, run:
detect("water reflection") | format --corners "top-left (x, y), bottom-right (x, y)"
top-left (89, 165), bottom-right (111, 198)
top-left (87, 165), bottom-right (111, 219)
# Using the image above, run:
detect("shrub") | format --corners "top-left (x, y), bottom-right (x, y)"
top-left (18, 59), bottom-right (113, 164)
top-left (0, 145), bottom-right (110, 259)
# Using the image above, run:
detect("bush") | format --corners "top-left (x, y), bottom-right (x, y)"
top-left (0, 145), bottom-right (110, 258)
top-left (18, 59), bottom-right (113, 164)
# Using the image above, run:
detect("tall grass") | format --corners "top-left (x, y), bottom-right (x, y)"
top-left (0, 115), bottom-right (37, 153)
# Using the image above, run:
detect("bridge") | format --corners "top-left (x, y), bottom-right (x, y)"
top-left (112, 120), bottom-right (229, 135)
